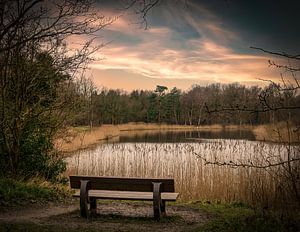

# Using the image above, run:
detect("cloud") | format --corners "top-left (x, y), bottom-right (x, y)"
top-left (79, 2), bottom-right (289, 90)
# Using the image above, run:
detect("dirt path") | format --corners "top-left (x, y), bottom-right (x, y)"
top-left (0, 202), bottom-right (78, 222)
top-left (0, 201), bottom-right (212, 231)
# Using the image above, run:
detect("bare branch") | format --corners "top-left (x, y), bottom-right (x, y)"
top-left (194, 153), bottom-right (300, 169)
top-left (251, 46), bottom-right (300, 61)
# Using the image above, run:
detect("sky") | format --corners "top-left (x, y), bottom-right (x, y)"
top-left (80, 0), bottom-right (300, 91)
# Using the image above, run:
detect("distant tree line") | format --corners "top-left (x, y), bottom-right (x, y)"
top-left (70, 80), bottom-right (300, 127)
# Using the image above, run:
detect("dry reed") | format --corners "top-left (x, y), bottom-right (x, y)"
top-left (253, 123), bottom-right (299, 143)
top-left (65, 140), bottom-right (296, 208)
top-left (55, 125), bottom-right (119, 153)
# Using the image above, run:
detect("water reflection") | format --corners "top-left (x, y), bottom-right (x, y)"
top-left (118, 129), bottom-right (256, 143)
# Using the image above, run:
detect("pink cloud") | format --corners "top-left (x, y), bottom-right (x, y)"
top-left (90, 32), bottom-right (282, 85)
top-left (66, 3), bottom-right (292, 90)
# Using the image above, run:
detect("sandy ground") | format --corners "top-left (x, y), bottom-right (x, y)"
top-left (0, 201), bottom-right (212, 231)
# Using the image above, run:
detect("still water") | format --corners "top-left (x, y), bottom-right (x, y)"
top-left (117, 129), bottom-right (256, 143)
top-left (66, 130), bottom-right (288, 204)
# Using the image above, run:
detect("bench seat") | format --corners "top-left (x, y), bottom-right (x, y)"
top-left (69, 175), bottom-right (178, 220)
top-left (73, 190), bottom-right (179, 201)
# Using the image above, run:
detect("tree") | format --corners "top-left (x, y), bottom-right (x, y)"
top-left (0, 0), bottom-right (112, 179)
top-left (167, 87), bottom-right (181, 124)
top-left (154, 85), bottom-right (168, 123)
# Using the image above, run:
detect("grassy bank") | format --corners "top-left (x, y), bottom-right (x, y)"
top-left (194, 202), bottom-right (299, 232)
top-left (0, 178), bottom-right (71, 209)
top-left (55, 123), bottom-right (253, 153)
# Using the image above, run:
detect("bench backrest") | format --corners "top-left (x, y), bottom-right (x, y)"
top-left (69, 175), bottom-right (175, 192)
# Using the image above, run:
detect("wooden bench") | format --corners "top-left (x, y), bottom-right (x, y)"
top-left (69, 175), bottom-right (179, 220)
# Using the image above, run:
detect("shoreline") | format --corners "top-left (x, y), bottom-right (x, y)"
top-left (55, 123), bottom-right (254, 153)
top-left (55, 122), bottom-right (299, 153)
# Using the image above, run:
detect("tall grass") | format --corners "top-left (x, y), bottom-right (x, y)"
top-left (55, 125), bottom-right (120, 153)
top-left (65, 140), bottom-right (297, 209)
top-left (253, 122), bottom-right (300, 143)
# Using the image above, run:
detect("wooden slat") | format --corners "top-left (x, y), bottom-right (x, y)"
top-left (69, 175), bottom-right (175, 192)
top-left (73, 190), bottom-right (179, 201)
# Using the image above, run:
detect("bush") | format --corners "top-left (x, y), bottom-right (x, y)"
top-left (18, 121), bottom-right (66, 182)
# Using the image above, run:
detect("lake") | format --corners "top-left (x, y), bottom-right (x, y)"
top-left (66, 129), bottom-right (292, 206)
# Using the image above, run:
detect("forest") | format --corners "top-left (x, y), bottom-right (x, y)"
top-left (70, 78), bottom-right (300, 127)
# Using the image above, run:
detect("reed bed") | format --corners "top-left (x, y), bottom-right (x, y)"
top-left (65, 140), bottom-right (297, 208)
top-left (117, 122), bottom-right (225, 131)
top-left (55, 125), bottom-right (120, 152)
top-left (253, 123), bottom-right (300, 143)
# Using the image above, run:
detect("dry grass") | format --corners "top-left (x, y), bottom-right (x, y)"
top-left (253, 122), bottom-right (300, 143)
top-left (118, 123), bottom-right (252, 131)
top-left (55, 125), bottom-right (120, 153)
top-left (66, 140), bottom-right (298, 208)
top-left (118, 122), bottom-right (218, 131)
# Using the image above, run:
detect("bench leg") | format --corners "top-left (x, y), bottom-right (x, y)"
top-left (152, 182), bottom-right (162, 221)
top-left (90, 198), bottom-right (97, 216)
top-left (153, 198), bottom-right (161, 221)
top-left (80, 180), bottom-right (90, 218)
top-left (161, 200), bottom-right (166, 216)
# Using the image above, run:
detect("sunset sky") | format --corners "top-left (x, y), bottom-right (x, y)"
top-left (82, 0), bottom-right (300, 91)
